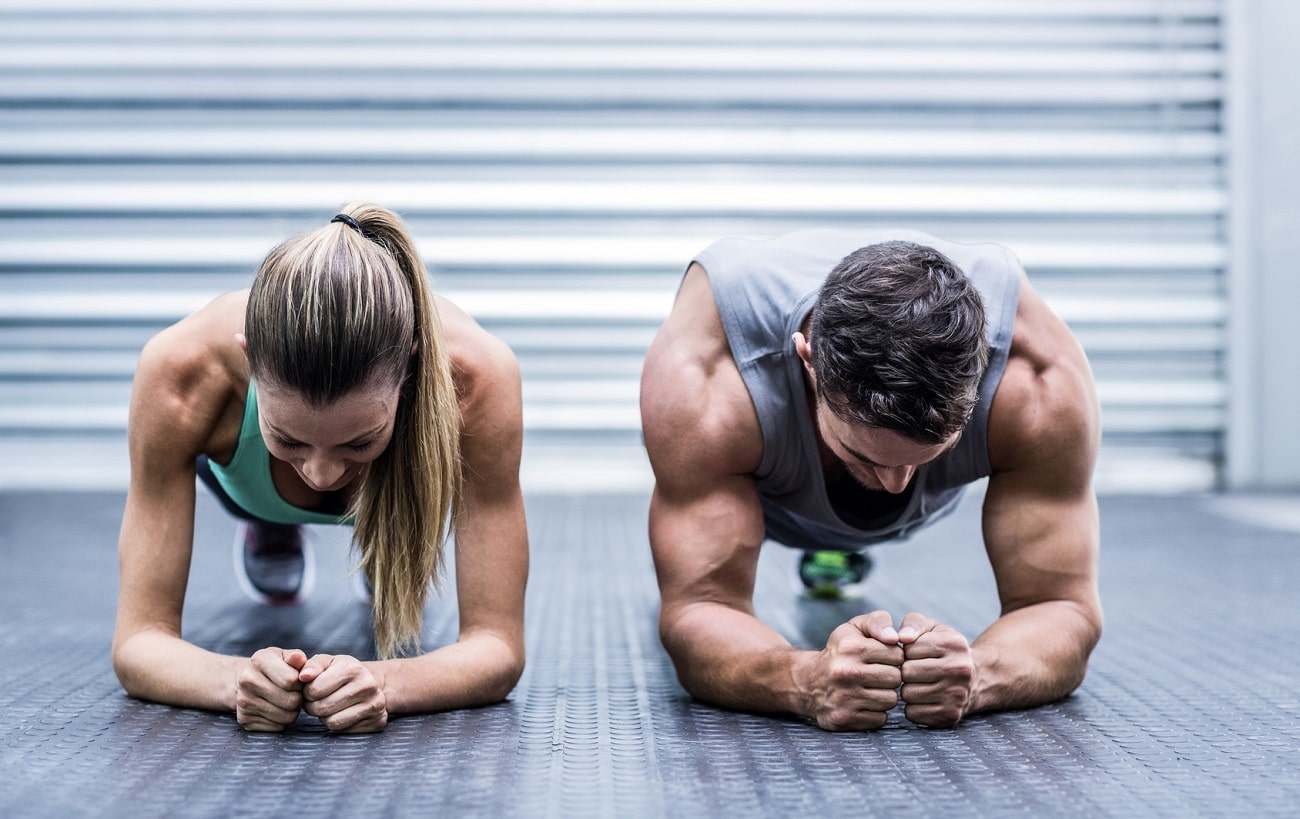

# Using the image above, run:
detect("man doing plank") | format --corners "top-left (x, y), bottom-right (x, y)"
top-left (640, 229), bottom-right (1102, 730)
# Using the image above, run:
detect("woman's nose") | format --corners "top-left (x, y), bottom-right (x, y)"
top-left (301, 455), bottom-right (347, 490)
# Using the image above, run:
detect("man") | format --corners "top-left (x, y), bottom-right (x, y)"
top-left (640, 228), bottom-right (1102, 730)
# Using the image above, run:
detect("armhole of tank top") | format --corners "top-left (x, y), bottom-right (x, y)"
top-left (755, 292), bottom-right (819, 487)
top-left (211, 382), bottom-right (259, 478)
top-left (969, 250), bottom-right (1023, 479)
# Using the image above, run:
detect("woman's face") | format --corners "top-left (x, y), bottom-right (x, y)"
top-left (256, 379), bottom-right (402, 493)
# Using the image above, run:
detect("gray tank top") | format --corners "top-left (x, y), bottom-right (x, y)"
top-left (695, 228), bottom-right (1022, 550)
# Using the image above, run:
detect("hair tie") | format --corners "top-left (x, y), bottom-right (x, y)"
top-left (331, 213), bottom-right (365, 235)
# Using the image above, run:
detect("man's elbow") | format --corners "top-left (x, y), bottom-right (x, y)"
top-left (658, 605), bottom-right (713, 698)
top-left (1063, 599), bottom-right (1104, 695)
top-left (1079, 596), bottom-right (1104, 654)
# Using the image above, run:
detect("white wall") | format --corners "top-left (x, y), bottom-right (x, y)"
top-left (1227, 0), bottom-right (1300, 489)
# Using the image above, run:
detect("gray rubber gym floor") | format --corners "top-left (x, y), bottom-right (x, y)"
top-left (2, 489), bottom-right (1298, 818)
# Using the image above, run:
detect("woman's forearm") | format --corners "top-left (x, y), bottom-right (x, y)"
top-left (368, 629), bottom-right (523, 715)
top-left (113, 628), bottom-right (246, 712)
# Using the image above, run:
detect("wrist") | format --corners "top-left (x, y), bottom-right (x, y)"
top-left (226, 654), bottom-right (252, 712)
top-left (365, 659), bottom-right (398, 713)
top-left (967, 645), bottom-right (994, 715)
top-left (785, 648), bottom-right (822, 719)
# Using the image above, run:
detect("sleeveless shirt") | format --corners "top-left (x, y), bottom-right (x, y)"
top-left (694, 228), bottom-right (1022, 551)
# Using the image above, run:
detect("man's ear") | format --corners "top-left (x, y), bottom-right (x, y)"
top-left (234, 332), bottom-right (248, 355)
top-left (792, 331), bottom-right (817, 385)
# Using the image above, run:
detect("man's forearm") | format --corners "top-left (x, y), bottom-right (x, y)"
top-left (968, 599), bottom-right (1102, 715)
top-left (661, 600), bottom-right (815, 717)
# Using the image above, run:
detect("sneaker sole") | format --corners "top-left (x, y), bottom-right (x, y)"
top-left (231, 522), bottom-right (317, 606)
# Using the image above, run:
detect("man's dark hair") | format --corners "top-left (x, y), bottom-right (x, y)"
top-left (808, 241), bottom-right (990, 444)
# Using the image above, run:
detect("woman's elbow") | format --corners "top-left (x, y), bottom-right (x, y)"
top-left (111, 638), bottom-right (148, 699)
top-left (478, 639), bottom-right (525, 704)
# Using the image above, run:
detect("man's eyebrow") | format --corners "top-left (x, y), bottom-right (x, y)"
top-left (839, 439), bottom-right (881, 466)
top-left (838, 435), bottom-right (960, 468)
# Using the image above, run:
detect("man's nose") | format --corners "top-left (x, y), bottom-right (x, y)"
top-left (876, 465), bottom-right (915, 494)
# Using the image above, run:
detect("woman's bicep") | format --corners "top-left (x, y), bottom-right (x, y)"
top-left (451, 358), bottom-right (528, 643)
top-left (116, 454), bottom-right (199, 643)
top-left (117, 358), bottom-right (214, 643)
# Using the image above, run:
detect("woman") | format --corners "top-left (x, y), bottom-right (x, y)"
top-left (113, 204), bottom-right (528, 733)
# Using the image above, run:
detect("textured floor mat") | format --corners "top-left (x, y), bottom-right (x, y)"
top-left (2, 490), bottom-right (1298, 817)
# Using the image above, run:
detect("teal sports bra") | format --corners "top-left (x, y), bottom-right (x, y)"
top-left (206, 382), bottom-right (352, 526)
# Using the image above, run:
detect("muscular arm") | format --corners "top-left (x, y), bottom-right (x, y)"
top-left (644, 266), bottom-right (901, 729)
top-left (365, 311), bottom-right (528, 715)
top-left (964, 281), bottom-right (1104, 716)
top-left (650, 468), bottom-right (808, 714)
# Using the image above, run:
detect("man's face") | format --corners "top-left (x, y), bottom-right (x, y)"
top-left (814, 400), bottom-right (960, 494)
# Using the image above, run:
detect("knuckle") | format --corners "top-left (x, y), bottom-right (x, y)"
top-left (828, 664), bottom-right (858, 686)
top-left (905, 703), bottom-right (962, 729)
top-left (872, 689), bottom-right (900, 710)
top-left (860, 712), bottom-right (887, 731)
top-left (878, 667), bottom-right (903, 688)
top-left (872, 645), bottom-right (904, 666)
top-left (826, 708), bottom-right (854, 730)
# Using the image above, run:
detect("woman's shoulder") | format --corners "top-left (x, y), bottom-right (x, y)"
top-left (140, 290), bottom-right (247, 380)
top-left (131, 291), bottom-right (250, 451)
top-left (435, 294), bottom-right (521, 402)
top-left (433, 295), bottom-right (523, 459)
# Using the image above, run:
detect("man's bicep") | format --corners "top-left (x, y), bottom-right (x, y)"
top-left (981, 468), bottom-right (1100, 617)
top-left (649, 475), bottom-right (767, 613)
top-left (983, 346), bottom-right (1102, 615)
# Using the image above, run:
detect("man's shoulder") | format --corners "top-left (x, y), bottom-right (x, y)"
top-left (987, 283), bottom-right (1100, 481)
top-left (642, 267), bottom-right (763, 486)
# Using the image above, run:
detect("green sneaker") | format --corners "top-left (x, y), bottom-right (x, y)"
top-left (798, 550), bottom-right (871, 599)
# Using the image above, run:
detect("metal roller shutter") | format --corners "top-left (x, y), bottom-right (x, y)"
top-left (0, 0), bottom-right (1226, 492)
